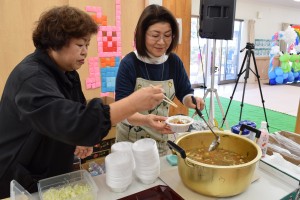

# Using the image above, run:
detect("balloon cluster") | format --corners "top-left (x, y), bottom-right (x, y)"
top-left (269, 53), bottom-right (300, 84)
top-left (268, 26), bottom-right (300, 85)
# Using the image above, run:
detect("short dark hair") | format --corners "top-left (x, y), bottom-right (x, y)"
top-left (32, 6), bottom-right (98, 50)
top-left (135, 4), bottom-right (179, 57)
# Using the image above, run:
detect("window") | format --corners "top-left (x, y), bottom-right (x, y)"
top-left (190, 17), bottom-right (243, 86)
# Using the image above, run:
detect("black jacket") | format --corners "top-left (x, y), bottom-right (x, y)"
top-left (0, 48), bottom-right (111, 197)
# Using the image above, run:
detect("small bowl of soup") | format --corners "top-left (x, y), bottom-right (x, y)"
top-left (166, 115), bottom-right (194, 133)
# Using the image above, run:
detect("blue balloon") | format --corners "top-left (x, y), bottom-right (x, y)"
top-left (294, 72), bottom-right (299, 78)
top-left (275, 76), bottom-right (284, 84)
top-left (283, 78), bottom-right (288, 84)
top-left (275, 67), bottom-right (284, 76)
top-left (283, 73), bottom-right (288, 79)
top-left (269, 78), bottom-right (276, 85)
top-left (268, 70), bottom-right (276, 79)
top-left (288, 74), bottom-right (294, 82)
top-left (279, 33), bottom-right (284, 38)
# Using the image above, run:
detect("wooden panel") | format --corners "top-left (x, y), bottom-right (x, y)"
top-left (163, 0), bottom-right (191, 116)
top-left (69, 0), bottom-right (144, 100)
top-left (0, 0), bottom-right (67, 96)
top-left (255, 56), bottom-right (279, 81)
top-left (296, 100), bottom-right (300, 134)
top-left (0, 0), bottom-right (144, 100)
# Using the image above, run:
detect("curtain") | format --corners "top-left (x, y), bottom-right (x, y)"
top-left (280, 23), bottom-right (290, 52)
top-left (248, 19), bottom-right (255, 43)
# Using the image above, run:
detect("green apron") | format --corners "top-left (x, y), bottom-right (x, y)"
top-left (116, 78), bottom-right (175, 156)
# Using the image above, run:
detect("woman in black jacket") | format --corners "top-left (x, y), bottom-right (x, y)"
top-left (0, 5), bottom-right (164, 198)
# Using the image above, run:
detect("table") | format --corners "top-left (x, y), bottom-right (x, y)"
top-left (93, 155), bottom-right (297, 200)
top-left (7, 155), bottom-right (297, 200)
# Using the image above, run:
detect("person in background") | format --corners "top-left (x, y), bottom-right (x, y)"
top-left (0, 5), bottom-right (164, 198)
top-left (115, 4), bottom-right (205, 156)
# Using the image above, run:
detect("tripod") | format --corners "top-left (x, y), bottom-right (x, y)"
top-left (203, 39), bottom-right (229, 129)
top-left (221, 42), bottom-right (269, 130)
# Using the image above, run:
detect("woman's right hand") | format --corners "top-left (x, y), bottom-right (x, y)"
top-left (109, 85), bottom-right (164, 125)
top-left (129, 85), bottom-right (164, 112)
top-left (144, 114), bottom-right (173, 134)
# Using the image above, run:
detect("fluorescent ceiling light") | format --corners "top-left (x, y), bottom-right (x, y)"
top-left (294, 0), bottom-right (300, 2)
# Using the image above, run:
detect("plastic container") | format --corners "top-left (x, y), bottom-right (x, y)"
top-left (231, 125), bottom-right (250, 138)
top-left (10, 180), bottom-right (33, 200)
top-left (231, 120), bottom-right (257, 141)
top-left (256, 121), bottom-right (269, 157)
top-left (239, 120), bottom-right (257, 141)
top-left (38, 170), bottom-right (98, 200)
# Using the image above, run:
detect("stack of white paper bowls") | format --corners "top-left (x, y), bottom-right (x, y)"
top-left (132, 138), bottom-right (160, 184)
top-left (105, 151), bottom-right (133, 192)
top-left (111, 141), bottom-right (135, 169)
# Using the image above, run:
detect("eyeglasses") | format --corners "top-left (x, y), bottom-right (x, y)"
top-left (146, 33), bottom-right (173, 43)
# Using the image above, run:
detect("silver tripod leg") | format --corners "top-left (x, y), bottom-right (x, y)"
top-left (203, 88), bottom-right (229, 130)
top-left (200, 39), bottom-right (229, 130)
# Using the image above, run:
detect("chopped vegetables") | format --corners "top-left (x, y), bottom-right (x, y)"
top-left (42, 183), bottom-right (93, 200)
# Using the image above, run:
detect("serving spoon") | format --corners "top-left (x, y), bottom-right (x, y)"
top-left (191, 96), bottom-right (220, 151)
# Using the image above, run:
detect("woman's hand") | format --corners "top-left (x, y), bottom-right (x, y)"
top-left (74, 146), bottom-right (93, 159)
top-left (144, 114), bottom-right (173, 134)
top-left (129, 85), bottom-right (165, 112)
top-left (184, 95), bottom-right (205, 110)
top-left (109, 85), bottom-right (164, 125)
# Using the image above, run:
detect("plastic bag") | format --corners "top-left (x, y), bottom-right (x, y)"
top-left (269, 132), bottom-right (300, 157)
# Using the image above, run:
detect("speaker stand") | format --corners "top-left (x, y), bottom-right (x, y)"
top-left (203, 39), bottom-right (229, 129)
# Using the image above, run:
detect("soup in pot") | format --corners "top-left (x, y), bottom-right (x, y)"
top-left (186, 147), bottom-right (250, 166)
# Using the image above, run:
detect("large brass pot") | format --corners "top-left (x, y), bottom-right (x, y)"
top-left (167, 131), bottom-right (262, 197)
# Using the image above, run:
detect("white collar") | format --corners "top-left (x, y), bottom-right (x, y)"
top-left (134, 50), bottom-right (168, 64)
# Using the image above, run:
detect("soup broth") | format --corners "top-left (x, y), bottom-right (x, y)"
top-left (186, 147), bottom-right (250, 166)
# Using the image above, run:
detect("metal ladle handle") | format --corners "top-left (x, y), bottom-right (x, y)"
top-left (191, 96), bottom-right (218, 138)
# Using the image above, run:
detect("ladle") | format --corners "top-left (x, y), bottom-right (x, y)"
top-left (191, 96), bottom-right (220, 151)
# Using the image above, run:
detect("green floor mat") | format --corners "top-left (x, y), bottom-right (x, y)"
top-left (189, 97), bottom-right (296, 133)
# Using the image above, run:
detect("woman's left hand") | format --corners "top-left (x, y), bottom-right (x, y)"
top-left (74, 146), bottom-right (93, 159)
top-left (185, 96), bottom-right (205, 110)
top-left (144, 114), bottom-right (173, 134)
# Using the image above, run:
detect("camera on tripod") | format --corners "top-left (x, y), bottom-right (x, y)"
top-left (246, 42), bottom-right (255, 50)
top-left (222, 42), bottom-right (269, 131)
top-left (240, 42), bottom-right (255, 52)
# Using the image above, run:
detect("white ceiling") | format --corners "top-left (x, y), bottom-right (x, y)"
top-left (250, 0), bottom-right (300, 9)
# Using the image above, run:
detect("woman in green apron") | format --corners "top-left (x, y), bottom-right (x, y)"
top-left (115, 4), bottom-right (205, 156)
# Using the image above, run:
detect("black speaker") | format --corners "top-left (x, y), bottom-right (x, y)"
top-left (199, 0), bottom-right (236, 40)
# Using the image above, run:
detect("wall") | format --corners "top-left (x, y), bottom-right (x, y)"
top-left (0, 0), bottom-right (191, 117)
top-left (236, 0), bottom-right (300, 39)
top-left (163, 0), bottom-right (191, 116)
top-left (0, 0), bottom-right (144, 100)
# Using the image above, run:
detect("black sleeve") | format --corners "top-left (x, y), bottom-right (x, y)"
top-left (15, 74), bottom-right (111, 146)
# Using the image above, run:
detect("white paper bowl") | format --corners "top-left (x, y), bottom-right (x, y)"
top-left (166, 115), bottom-right (194, 133)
